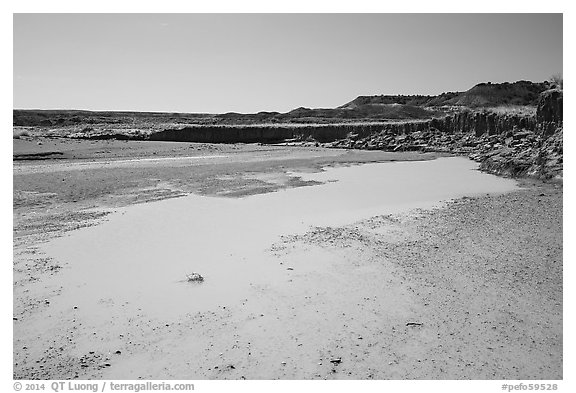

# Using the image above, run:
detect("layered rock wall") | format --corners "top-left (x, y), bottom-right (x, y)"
top-left (147, 110), bottom-right (538, 145)
top-left (149, 123), bottom-right (390, 144)
top-left (536, 89), bottom-right (563, 135)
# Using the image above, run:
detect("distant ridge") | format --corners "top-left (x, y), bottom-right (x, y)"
top-left (340, 80), bottom-right (550, 109)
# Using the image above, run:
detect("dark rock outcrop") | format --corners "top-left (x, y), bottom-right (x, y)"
top-left (537, 89), bottom-right (563, 124)
top-left (536, 89), bottom-right (563, 137)
top-left (477, 128), bottom-right (562, 179)
top-left (149, 123), bottom-right (390, 144)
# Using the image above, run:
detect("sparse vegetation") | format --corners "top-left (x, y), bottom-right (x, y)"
top-left (549, 73), bottom-right (563, 90)
top-left (485, 105), bottom-right (537, 117)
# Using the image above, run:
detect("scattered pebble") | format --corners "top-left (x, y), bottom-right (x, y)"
top-left (406, 322), bottom-right (423, 327)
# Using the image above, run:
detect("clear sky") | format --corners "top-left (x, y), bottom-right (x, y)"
top-left (13, 13), bottom-right (563, 113)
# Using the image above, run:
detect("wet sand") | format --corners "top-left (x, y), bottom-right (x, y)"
top-left (13, 141), bottom-right (562, 380)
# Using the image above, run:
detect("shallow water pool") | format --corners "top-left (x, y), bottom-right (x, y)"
top-left (42, 157), bottom-right (517, 320)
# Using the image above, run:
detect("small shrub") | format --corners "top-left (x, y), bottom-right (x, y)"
top-left (549, 73), bottom-right (563, 90)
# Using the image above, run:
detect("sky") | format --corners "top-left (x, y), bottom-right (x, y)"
top-left (13, 13), bottom-right (563, 113)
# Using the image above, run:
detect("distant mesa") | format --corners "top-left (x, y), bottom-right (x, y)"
top-left (339, 80), bottom-right (550, 110)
